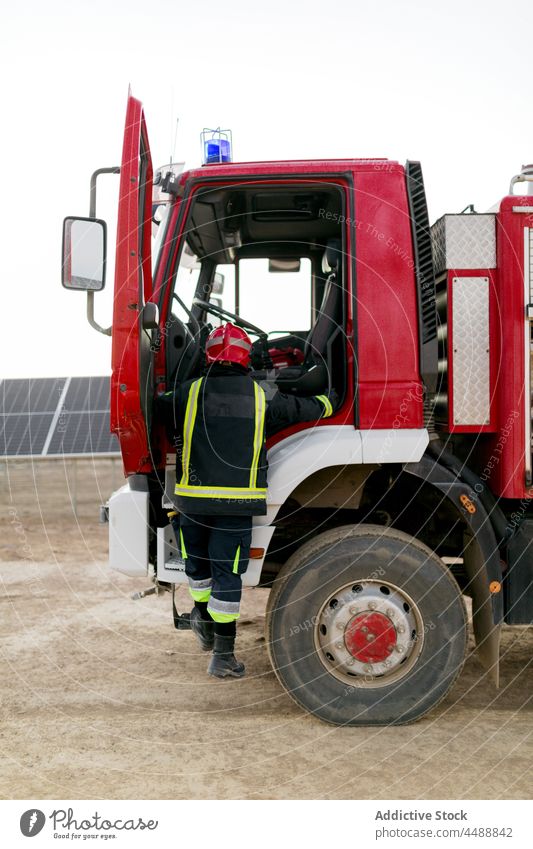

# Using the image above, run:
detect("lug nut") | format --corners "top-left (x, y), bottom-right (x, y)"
top-left (335, 641), bottom-right (343, 649)
top-left (368, 601), bottom-right (377, 610)
top-left (386, 608), bottom-right (395, 617)
top-left (349, 606), bottom-right (358, 615)
top-left (397, 625), bottom-right (405, 634)
top-left (395, 645), bottom-right (404, 653)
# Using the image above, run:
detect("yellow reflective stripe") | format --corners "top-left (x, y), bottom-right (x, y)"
top-left (189, 588), bottom-right (211, 602)
top-left (175, 484), bottom-right (266, 499)
top-left (180, 378), bottom-right (203, 486)
top-left (232, 545), bottom-right (241, 575)
top-left (176, 485), bottom-right (267, 493)
top-left (207, 610), bottom-right (240, 623)
top-left (249, 382), bottom-right (266, 489)
top-left (316, 394), bottom-right (333, 418)
top-left (179, 528), bottom-right (187, 559)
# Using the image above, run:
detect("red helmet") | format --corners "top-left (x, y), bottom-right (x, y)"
top-left (205, 322), bottom-right (252, 367)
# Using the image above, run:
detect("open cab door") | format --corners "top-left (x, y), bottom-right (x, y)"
top-left (111, 91), bottom-right (157, 474)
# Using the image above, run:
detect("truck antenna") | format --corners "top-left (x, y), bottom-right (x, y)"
top-left (170, 116), bottom-right (179, 170)
top-left (169, 89), bottom-right (180, 170)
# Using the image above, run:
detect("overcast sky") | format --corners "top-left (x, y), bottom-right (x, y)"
top-left (1, 0), bottom-right (532, 378)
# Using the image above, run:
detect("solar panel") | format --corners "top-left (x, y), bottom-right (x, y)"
top-left (47, 411), bottom-right (118, 455)
top-left (0, 376), bottom-right (119, 458)
top-left (1, 377), bottom-right (67, 415)
top-left (0, 412), bottom-right (54, 456)
top-left (64, 376), bottom-right (110, 413)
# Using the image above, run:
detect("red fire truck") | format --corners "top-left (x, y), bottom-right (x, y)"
top-left (62, 92), bottom-right (533, 725)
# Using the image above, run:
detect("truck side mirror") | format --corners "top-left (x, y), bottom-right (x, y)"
top-left (62, 216), bottom-right (107, 291)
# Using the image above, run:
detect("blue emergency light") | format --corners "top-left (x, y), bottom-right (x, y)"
top-left (201, 128), bottom-right (233, 165)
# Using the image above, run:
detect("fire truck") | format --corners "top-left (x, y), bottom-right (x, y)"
top-left (62, 92), bottom-right (533, 726)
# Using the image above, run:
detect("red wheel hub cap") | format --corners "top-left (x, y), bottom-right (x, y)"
top-left (344, 612), bottom-right (397, 663)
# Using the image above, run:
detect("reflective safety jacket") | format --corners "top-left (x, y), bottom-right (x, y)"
top-left (160, 364), bottom-right (334, 516)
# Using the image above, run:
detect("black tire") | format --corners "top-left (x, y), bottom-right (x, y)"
top-left (266, 524), bottom-right (467, 726)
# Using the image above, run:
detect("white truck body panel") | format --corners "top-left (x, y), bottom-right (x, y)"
top-left (154, 426), bottom-right (429, 585)
top-left (109, 483), bottom-right (149, 577)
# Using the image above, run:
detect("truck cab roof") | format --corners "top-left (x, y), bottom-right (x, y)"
top-left (182, 158), bottom-right (401, 181)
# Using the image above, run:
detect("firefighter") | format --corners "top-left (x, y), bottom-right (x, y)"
top-left (161, 322), bottom-right (336, 679)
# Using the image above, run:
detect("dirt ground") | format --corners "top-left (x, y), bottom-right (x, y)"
top-left (0, 459), bottom-right (532, 800)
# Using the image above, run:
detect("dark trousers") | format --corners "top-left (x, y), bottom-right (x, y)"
top-left (177, 513), bottom-right (252, 623)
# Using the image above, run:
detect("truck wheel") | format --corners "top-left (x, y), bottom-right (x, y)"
top-left (266, 524), bottom-right (467, 725)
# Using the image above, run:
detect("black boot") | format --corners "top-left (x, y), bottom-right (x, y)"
top-left (190, 606), bottom-right (214, 651)
top-left (208, 634), bottom-right (245, 679)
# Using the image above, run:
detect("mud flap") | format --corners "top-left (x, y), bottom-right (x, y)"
top-left (172, 585), bottom-right (192, 631)
top-left (504, 518), bottom-right (533, 624)
top-left (403, 455), bottom-right (504, 686)
top-left (463, 531), bottom-right (501, 687)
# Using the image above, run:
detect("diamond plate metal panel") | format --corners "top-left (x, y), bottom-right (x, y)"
top-left (431, 214), bottom-right (496, 275)
top-left (452, 276), bottom-right (490, 425)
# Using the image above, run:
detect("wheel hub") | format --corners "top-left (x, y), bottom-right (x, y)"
top-left (314, 580), bottom-right (424, 688)
top-left (344, 612), bottom-right (397, 663)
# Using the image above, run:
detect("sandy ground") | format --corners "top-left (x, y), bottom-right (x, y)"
top-left (0, 459), bottom-right (532, 800)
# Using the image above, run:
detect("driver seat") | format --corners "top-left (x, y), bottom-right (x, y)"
top-left (275, 238), bottom-right (342, 395)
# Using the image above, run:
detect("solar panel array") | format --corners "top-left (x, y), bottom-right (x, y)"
top-left (0, 377), bottom-right (119, 458)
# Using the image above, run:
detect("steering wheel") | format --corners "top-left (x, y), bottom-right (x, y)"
top-left (192, 298), bottom-right (267, 338)
top-left (172, 293), bottom-right (200, 340)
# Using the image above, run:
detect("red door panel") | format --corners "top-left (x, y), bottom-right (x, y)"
top-left (110, 91), bottom-right (154, 474)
